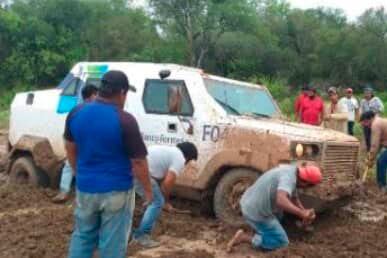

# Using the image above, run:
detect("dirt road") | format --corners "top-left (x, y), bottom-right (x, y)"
top-left (0, 178), bottom-right (387, 258)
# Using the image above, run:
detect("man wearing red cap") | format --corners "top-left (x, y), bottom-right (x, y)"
top-left (227, 163), bottom-right (322, 253)
top-left (339, 88), bottom-right (359, 136)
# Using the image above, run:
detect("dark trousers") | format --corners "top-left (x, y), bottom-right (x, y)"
top-left (377, 149), bottom-right (387, 188)
top-left (348, 121), bottom-right (355, 136)
top-left (363, 126), bottom-right (372, 152)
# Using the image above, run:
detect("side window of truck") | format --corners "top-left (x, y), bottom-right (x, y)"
top-left (143, 79), bottom-right (194, 116)
top-left (62, 78), bottom-right (81, 96)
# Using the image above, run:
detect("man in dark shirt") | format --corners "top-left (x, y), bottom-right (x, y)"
top-left (65, 71), bottom-right (152, 258)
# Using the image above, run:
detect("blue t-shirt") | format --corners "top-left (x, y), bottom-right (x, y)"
top-left (64, 99), bottom-right (147, 193)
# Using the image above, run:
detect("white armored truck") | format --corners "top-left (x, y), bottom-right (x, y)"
top-left (7, 62), bottom-right (360, 223)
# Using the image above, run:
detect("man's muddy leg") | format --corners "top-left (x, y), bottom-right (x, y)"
top-left (227, 229), bottom-right (253, 253)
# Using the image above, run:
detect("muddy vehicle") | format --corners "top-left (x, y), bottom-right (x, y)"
top-left (6, 62), bottom-right (360, 224)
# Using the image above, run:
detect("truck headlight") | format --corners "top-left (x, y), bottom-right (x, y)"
top-left (295, 144), bottom-right (304, 157)
top-left (292, 143), bottom-right (321, 159)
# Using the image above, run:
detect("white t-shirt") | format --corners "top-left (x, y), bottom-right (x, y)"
top-left (339, 97), bottom-right (359, 121)
top-left (147, 145), bottom-right (186, 179)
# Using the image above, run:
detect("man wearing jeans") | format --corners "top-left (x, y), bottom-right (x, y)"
top-left (361, 111), bottom-right (387, 192)
top-left (65, 70), bottom-right (153, 258)
top-left (227, 163), bottom-right (322, 252)
top-left (52, 84), bottom-right (98, 203)
top-left (132, 142), bottom-right (198, 248)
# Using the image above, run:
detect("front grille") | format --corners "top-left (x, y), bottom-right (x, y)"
top-left (322, 144), bottom-right (359, 184)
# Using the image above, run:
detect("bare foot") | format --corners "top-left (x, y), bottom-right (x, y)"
top-left (227, 229), bottom-right (245, 253)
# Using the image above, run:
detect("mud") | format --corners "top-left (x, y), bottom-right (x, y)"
top-left (0, 180), bottom-right (387, 258)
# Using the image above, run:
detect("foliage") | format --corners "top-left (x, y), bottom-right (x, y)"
top-left (0, 0), bottom-right (387, 95)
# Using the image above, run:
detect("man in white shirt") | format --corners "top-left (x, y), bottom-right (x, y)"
top-left (339, 88), bottom-right (359, 136)
top-left (132, 142), bottom-right (198, 248)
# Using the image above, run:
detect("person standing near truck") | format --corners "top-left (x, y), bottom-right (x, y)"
top-left (298, 86), bottom-right (324, 126)
top-left (131, 142), bottom-right (198, 248)
top-left (339, 88), bottom-right (359, 136)
top-left (65, 70), bottom-right (153, 258)
top-left (294, 85), bottom-right (309, 121)
top-left (227, 163), bottom-right (322, 253)
top-left (52, 84), bottom-right (98, 203)
top-left (324, 87), bottom-right (348, 133)
top-left (361, 111), bottom-right (387, 192)
top-left (360, 87), bottom-right (384, 151)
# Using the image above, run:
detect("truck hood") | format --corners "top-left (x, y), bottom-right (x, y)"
top-left (226, 116), bottom-right (358, 143)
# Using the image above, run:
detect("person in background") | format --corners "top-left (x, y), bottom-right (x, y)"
top-left (298, 86), bottom-right (324, 126)
top-left (339, 88), bottom-right (359, 136)
top-left (66, 71), bottom-right (153, 258)
top-left (52, 84), bottom-right (98, 204)
top-left (131, 142), bottom-right (198, 248)
top-left (294, 85), bottom-right (309, 121)
top-left (324, 87), bottom-right (348, 133)
top-left (361, 111), bottom-right (387, 193)
top-left (360, 87), bottom-right (384, 151)
top-left (227, 163), bottom-right (322, 253)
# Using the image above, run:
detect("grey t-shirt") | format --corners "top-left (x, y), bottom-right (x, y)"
top-left (147, 145), bottom-right (186, 179)
top-left (240, 164), bottom-right (297, 221)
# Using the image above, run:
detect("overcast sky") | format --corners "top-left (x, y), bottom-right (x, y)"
top-left (288, 0), bottom-right (387, 20)
top-left (132, 0), bottom-right (387, 20)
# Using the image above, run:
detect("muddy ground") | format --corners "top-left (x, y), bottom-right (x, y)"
top-left (0, 177), bottom-right (387, 258)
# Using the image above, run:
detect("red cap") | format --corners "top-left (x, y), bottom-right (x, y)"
top-left (346, 88), bottom-right (353, 93)
top-left (298, 165), bottom-right (322, 185)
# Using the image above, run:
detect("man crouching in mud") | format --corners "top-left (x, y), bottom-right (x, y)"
top-left (227, 163), bottom-right (322, 252)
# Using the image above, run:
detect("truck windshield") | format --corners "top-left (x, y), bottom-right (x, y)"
top-left (204, 78), bottom-right (279, 117)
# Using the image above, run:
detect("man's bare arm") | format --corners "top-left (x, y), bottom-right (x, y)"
top-left (65, 140), bottom-right (77, 175)
top-left (132, 158), bottom-right (153, 203)
top-left (277, 190), bottom-right (310, 220)
top-left (161, 171), bottom-right (177, 202)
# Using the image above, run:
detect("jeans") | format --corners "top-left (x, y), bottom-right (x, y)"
top-left (133, 178), bottom-right (165, 238)
top-left (68, 189), bottom-right (135, 258)
top-left (348, 121), bottom-right (355, 136)
top-left (244, 216), bottom-right (289, 251)
top-left (60, 161), bottom-right (74, 193)
top-left (377, 149), bottom-right (387, 188)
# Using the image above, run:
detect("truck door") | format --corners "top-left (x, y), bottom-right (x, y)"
top-left (139, 79), bottom-right (195, 146)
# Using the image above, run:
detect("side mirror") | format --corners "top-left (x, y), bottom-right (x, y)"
top-left (168, 86), bottom-right (182, 114)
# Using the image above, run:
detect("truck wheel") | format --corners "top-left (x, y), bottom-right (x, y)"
top-left (9, 156), bottom-right (49, 187)
top-left (214, 168), bottom-right (259, 225)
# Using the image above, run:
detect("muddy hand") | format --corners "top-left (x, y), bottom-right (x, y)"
top-left (302, 209), bottom-right (316, 225)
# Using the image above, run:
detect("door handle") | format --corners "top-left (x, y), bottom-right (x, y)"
top-left (168, 123), bottom-right (177, 133)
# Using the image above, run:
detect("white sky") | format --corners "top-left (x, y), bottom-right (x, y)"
top-left (288, 0), bottom-right (387, 20)
top-left (131, 0), bottom-right (387, 20)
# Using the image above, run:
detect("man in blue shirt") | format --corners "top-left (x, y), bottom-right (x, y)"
top-left (65, 70), bottom-right (152, 258)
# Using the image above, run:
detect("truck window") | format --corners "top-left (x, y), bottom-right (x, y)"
top-left (85, 77), bottom-right (102, 88)
top-left (143, 79), bottom-right (194, 116)
top-left (204, 78), bottom-right (279, 117)
top-left (62, 78), bottom-right (81, 96)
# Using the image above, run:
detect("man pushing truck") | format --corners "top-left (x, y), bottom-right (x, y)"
top-left (227, 162), bottom-right (322, 252)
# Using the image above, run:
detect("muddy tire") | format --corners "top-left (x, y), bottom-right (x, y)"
top-left (9, 156), bottom-right (49, 187)
top-left (214, 168), bottom-right (259, 225)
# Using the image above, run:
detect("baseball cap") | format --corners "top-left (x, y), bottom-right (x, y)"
top-left (327, 87), bottom-right (337, 95)
top-left (100, 70), bottom-right (136, 95)
top-left (364, 87), bottom-right (373, 93)
top-left (298, 165), bottom-right (322, 185)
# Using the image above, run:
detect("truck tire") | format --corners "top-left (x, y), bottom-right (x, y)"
top-left (9, 156), bottom-right (49, 187)
top-left (214, 168), bottom-right (259, 225)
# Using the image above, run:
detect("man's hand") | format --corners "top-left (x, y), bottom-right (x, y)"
top-left (301, 209), bottom-right (316, 225)
top-left (366, 153), bottom-right (375, 168)
top-left (132, 158), bottom-right (153, 204)
top-left (163, 203), bottom-right (175, 213)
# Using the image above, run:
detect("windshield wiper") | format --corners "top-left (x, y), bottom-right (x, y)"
top-left (214, 98), bottom-right (240, 115)
top-left (245, 112), bottom-right (270, 118)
